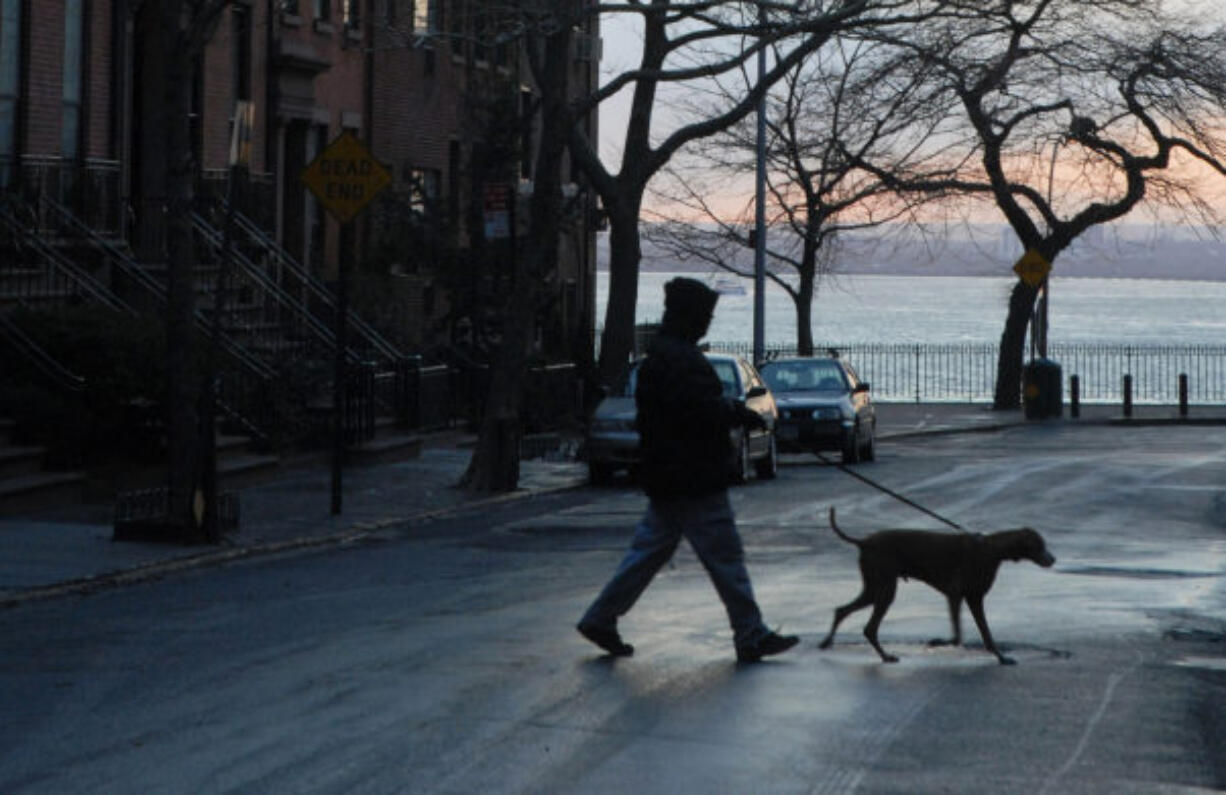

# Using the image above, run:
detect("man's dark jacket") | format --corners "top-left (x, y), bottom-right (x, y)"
top-left (635, 330), bottom-right (742, 499)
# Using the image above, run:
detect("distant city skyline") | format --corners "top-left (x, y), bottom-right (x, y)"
top-left (600, 221), bottom-right (1226, 282)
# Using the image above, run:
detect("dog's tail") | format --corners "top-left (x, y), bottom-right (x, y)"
top-left (828, 507), bottom-right (861, 546)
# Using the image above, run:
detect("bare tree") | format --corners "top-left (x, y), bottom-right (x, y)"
top-left (459, 6), bottom-right (577, 491)
top-left (846, 0), bottom-right (1226, 408)
top-left (568, 0), bottom-right (948, 385)
top-left (142, 0), bottom-right (231, 538)
top-left (645, 36), bottom-right (954, 355)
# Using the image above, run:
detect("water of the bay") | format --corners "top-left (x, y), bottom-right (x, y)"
top-left (597, 271), bottom-right (1226, 348)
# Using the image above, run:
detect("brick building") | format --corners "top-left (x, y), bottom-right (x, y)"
top-left (2, 0), bottom-right (600, 397)
top-left (367, 1), bottom-right (602, 366)
top-left (1, 0), bottom-right (599, 367)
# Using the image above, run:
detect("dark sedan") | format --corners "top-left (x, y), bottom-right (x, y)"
top-left (758, 355), bottom-right (876, 464)
top-left (586, 352), bottom-right (779, 484)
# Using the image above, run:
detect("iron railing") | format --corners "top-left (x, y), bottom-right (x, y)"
top-left (10, 157), bottom-right (123, 238)
top-left (391, 359), bottom-right (583, 433)
top-left (38, 194), bottom-right (278, 441)
top-left (707, 341), bottom-right (1226, 405)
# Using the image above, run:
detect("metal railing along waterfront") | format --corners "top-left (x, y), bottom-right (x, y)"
top-left (705, 341), bottom-right (1226, 405)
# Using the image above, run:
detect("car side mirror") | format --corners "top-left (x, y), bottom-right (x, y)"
top-left (746, 386), bottom-right (768, 399)
top-left (854, 383), bottom-right (871, 393)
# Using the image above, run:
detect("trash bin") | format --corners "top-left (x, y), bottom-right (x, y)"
top-left (1023, 358), bottom-right (1063, 419)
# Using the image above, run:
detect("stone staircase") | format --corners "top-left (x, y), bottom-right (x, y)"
top-left (0, 418), bottom-right (85, 516)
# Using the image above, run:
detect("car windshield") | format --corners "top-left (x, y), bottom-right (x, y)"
top-left (708, 359), bottom-right (739, 398)
top-left (761, 360), bottom-right (847, 393)
top-left (614, 358), bottom-right (740, 398)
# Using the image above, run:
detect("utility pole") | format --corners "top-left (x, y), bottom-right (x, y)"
top-left (752, 2), bottom-right (767, 366)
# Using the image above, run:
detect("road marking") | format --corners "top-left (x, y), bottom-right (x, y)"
top-left (1039, 649), bottom-right (1144, 795)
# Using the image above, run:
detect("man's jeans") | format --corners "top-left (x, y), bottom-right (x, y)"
top-left (580, 490), bottom-right (769, 650)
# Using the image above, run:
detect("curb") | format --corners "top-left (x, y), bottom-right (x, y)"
top-left (0, 477), bottom-right (588, 610)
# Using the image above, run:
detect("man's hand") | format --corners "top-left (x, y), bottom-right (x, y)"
top-left (734, 400), bottom-right (767, 430)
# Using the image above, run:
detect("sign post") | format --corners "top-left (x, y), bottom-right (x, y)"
top-left (301, 132), bottom-right (392, 514)
top-left (1013, 248), bottom-right (1053, 358)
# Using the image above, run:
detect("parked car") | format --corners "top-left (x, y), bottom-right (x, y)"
top-left (757, 354), bottom-right (876, 464)
top-left (586, 352), bottom-right (779, 485)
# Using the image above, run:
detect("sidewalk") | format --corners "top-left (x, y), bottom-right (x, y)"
top-left (1, 401), bottom-right (1221, 606)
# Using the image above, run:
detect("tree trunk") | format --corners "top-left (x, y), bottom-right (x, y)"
top-left (993, 280), bottom-right (1040, 410)
top-left (461, 24), bottom-right (571, 492)
top-left (161, 0), bottom-right (204, 539)
top-left (595, 202), bottom-right (642, 386)
top-left (796, 243), bottom-right (817, 357)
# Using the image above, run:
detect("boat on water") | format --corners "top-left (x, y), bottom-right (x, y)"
top-left (712, 277), bottom-right (747, 295)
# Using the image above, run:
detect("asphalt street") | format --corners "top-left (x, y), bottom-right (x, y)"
top-left (1, 422), bottom-right (1224, 793)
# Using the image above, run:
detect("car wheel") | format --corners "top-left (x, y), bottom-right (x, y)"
top-left (754, 433), bottom-right (778, 479)
top-left (589, 460), bottom-right (614, 485)
top-left (862, 426), bottom-right (876, 462)
top-left (841, 427), bottom-right (861, 465)
top-left (733, 432), bottom-right (750, 483)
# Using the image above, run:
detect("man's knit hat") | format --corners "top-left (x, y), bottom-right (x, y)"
top-left (663, 277), bottom-right (719, 319)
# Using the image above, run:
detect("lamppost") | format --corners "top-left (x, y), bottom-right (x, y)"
top-left (752, 3), bottom-right (767, 367)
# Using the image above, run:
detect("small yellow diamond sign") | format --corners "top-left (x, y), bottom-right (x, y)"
top-left (1012, 248), bottom-right (1052, 287)
top-left (301, 132), bottom-right (392, 224)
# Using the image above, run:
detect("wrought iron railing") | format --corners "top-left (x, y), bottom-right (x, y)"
top-left (216, 201), bottom-right (404, 365)
top-left (37, 194), bottom-right (278, 441)
top-left (707, 341), bottom-right (1226, 405)
top-left (1, 195), bottom-right (132, 312)
top-left (0, 310), bottom-right (87, 393)
top-left (390, 358), bottom-right (583, 433)
top-left (11, 156), bottom-right (122, 238)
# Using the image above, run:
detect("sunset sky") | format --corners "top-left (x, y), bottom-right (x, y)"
top-left (595, 2), bottom-right (1226, 227)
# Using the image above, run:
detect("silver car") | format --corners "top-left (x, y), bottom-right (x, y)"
top-left (586, 353), bottom-right (779, 485)
top-left (758, 355), bottom-right (876, 464)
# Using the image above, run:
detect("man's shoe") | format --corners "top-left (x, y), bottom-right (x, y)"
top-left (736, 631), bottom-right (799, 663)
top-left (577, 622), bottom-right (634, 657)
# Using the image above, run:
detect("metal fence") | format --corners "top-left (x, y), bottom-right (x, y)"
top-left (384, 358), bottom-right (584, 432)
top-left (706, 341), bottom-right (1226, 405)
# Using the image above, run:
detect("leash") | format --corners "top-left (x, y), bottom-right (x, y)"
top-left (814, 451), bottom-right (971, 534)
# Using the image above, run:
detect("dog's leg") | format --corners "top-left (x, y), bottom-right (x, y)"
top-left (967, 594), bottom-right (1015, 665)
top-left (819, 589), bottom-right (873, 650)
top-left (863, 579), bottom-right (899, 663)
top-left (929, 595), bottom-right (963, 647)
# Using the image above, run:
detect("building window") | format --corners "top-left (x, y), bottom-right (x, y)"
top-left (232, 5), bottom-right (252, 103)
top-left (413, 0), bottom-right (437, 34)
top-left (404, 166), bottom-right (440, 213)
top-left (61, 0), bottom-right (84, 161)
top-left (314, 0), bottom-right (331, 24)
top-left (344, 0), bottom-right (360, 29)
top-left (0, 0), bottom-right (22, 186)
top-left (281, 0), bottom-right (300, 14)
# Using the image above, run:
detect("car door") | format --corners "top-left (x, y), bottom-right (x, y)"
top-left (740, 359), bottom-right (776, 457)
top-left (842, 362), bottom-right (874, 428)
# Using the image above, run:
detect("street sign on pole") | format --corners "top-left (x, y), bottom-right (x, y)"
top-left (301, 131), bottom-right (392, 224)
top-left (483, 182), bottom-right (512, 240)
top-left (301, 132), bottom-right (392, 515)
top-left (1012, 248), bottom-right (1051, 287)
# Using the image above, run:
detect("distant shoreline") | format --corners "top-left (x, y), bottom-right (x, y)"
top-left (603, 228), bottom-right (1226, 282)
top-left (606, 262), bottom-right (1226, 283)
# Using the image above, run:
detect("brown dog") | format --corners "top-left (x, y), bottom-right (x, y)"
top-left (819, 507), bottom-right (1055, 665)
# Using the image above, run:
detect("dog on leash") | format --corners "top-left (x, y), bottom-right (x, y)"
top-left (819, 507), bottom-right (1055, 665)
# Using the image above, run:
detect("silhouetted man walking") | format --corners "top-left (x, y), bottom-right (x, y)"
top-left (578, 277), bottom-right (798, 663)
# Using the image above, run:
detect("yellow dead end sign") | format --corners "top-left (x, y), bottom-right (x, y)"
top-left (1012, 248), bottom-right (1052, 287)
top-left (301, 131), bottom-right (392, 224)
